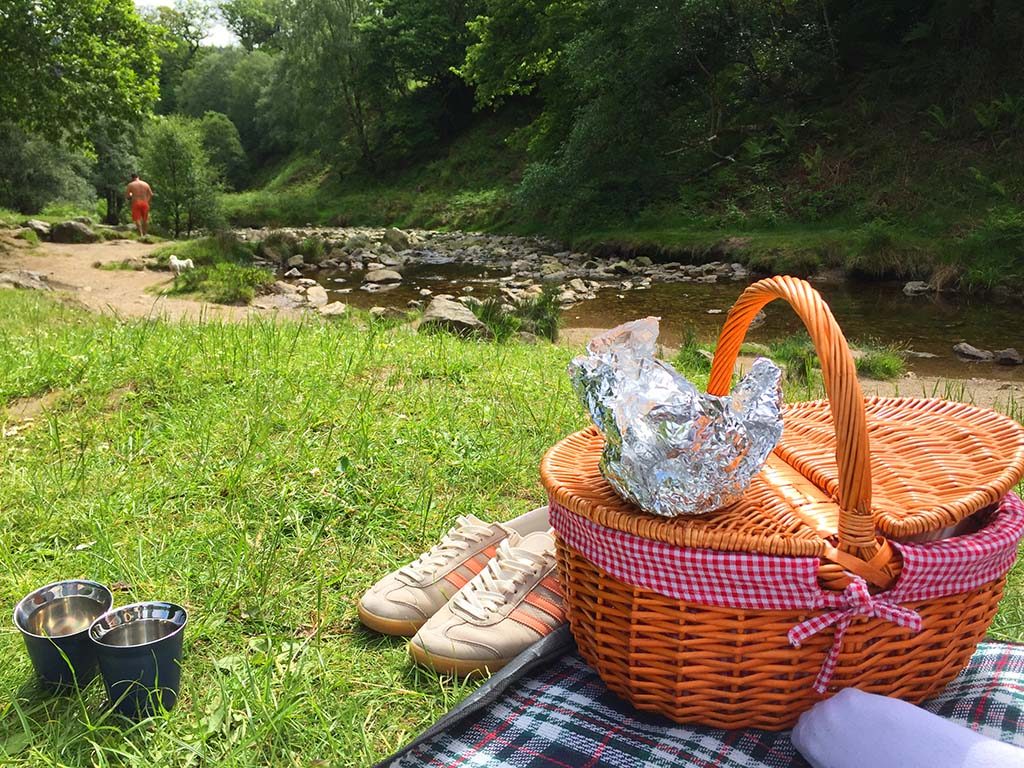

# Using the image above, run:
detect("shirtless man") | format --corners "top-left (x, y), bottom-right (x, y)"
top-left (125, 174), bottom-right (153, 236)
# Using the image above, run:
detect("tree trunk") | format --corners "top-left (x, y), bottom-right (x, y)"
top-left (105, 190), bottom-right (119, 225)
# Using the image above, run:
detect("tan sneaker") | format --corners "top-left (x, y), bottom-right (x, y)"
top-left (357, 506), bottom-right (550, 636)
top-left (407, 530), bottom-right (565, 676)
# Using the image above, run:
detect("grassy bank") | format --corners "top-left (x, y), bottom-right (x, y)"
top-left (0, 290), bottom-right (1022, 765)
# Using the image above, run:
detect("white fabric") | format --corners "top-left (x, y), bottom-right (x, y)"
top-left (791, 688), bottom-right (1024, 768)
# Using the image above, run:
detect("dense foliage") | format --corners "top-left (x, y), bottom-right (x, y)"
top-left (3, 0), bottom-right (1024, 286)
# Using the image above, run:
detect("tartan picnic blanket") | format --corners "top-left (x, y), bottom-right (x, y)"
top-left (384, 639), bottom-right (1024, 768)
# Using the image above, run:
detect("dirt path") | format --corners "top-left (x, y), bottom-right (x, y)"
top-left (0, 238), bottom-right (299, 321)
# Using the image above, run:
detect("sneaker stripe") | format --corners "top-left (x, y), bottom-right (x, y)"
top-left (445, 571), bottom-right (469, 589)
top-left (539, 575), bottom-right (563, 596)
top-left (482, 544), bottom-right (498, 558)
top-left (462, 554), bottom-right (489, 576)
top-left (508, 607), bottom-right (553, 637)
top-left (523, 592), bottom-right (565, 622)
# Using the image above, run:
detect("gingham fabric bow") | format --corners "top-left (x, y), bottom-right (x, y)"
top-left (788, 578), bottom-right (923, 693)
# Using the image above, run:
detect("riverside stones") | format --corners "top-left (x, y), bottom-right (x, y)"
top-left (419, 297), bottom-right (491, 338)
top-left (953, 342), bottom-right (994, 361)
top-left (23, 220), bottom-right (51, 239)
top-left (383, 227), bottom-right (411, 252)
top-left (996, 348), bottom-right (1023, 365)
top-left (364, 269), bottom-right (402, 284)
top-left (305, 285), bottom-right (329, 307)
top-left (319, 301), bottom-right (349, 317)
top-left (903, 281), bottom-right (931, 296)
top-left (50, 221), bottom-right (99, 244)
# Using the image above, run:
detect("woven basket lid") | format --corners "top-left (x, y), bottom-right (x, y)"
top-left (541, 277), bottom-right (1024, 587)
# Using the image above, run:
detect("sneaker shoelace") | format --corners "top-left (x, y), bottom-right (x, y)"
top-left (451, 540), bottom-right (549, 622)
top-left (398, 516), bottom-right (495, 582)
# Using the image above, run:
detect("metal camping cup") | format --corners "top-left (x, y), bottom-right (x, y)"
top-left (13, 579), bottom-right (114, 688)
top-left (89, 601), bottom-right (188, 718)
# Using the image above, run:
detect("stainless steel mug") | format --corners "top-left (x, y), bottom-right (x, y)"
top-left (89, 601), bottom-right (188, 718)
top-left (13, 580), bottom-right (114, 688)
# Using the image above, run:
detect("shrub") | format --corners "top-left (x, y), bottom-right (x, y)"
top-left (298, 236), bottom-right (326, 264)
top-left (954, 207), bottom-right (1024, 290)
top-left (170, 262), bottom-right (273, 305)
top-left (515, 286), bottom-right (561, 341)
top-left (673, 327), bottom-right (712, 374)
top-left (472, 297), bottom-right (521, 342)
top-left (15, 229), bottom-right (40, 245)
top-left (153, 232), bottom-right (255, 268)
top-left (855, 344), bottom-right (906, 380)
top-left (769, 332), bottom-right (817, 383)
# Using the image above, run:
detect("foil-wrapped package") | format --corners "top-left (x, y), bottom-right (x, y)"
top-left (569, 317), bottom-right (783, 517)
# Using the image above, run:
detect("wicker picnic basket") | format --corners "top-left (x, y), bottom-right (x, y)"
top-left (541, 275), bottom-right (1024, 730)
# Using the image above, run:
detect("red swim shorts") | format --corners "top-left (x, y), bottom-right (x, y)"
top-left (131, 199), bottom-right (150, 222)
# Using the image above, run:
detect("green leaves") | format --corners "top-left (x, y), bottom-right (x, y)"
top-left (0, 0), bottom-right (159, 147)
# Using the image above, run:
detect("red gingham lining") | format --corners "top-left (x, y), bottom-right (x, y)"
top-left (549, 493), bottom-right (1024, 692)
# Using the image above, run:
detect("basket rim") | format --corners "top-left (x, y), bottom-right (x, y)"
top-left (540, 397), bottom-right (1024, 555)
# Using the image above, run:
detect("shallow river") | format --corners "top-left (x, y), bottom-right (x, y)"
top-left (314, 260), bottom-right (1023, 381)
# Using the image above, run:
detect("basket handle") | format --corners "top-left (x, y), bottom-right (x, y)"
top-left (707, 276), bottom-right (890, 577)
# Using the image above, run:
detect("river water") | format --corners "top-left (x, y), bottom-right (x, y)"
top-left (312, 259), bottom-right (1023, 381)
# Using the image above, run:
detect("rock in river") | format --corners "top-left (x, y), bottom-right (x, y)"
top-left (383, 227), bottom-right (411, 252)
top-left (419, 297), bottom-right (491, 339)
top-left (996, 348), bottom-right (1023, 365)
top-left (953, 342), bottom-right (994, 361)
top-left (363, 268), bottom-right (402, 284)
top-left (903, 281), bottom-right (931, 296)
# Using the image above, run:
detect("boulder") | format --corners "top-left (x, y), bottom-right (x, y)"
top-left (903, 281), bottom-right (931, 297)
top-left (419, 297), bottom-right (491, 339)
top-left (418, 288), bottom-right (433, 297)
top-left (457, 295), bottom-right (482, 309)
top-left (0, 270), bottom-right (53, 291)
top-left (567, 278), bottom-right (588, 293)
top-left (319, 301), bottom-right (349, 318)
top-left (23, 219), bottom-right (50, 239)
top-left (996, 348), bottom-right (1023, 366)
top-left (296, 278), bottom-right (319, 287)
top-left (609, 261), bottom-right (636, 275)
top-left (517, 331), bottom-right (540, 345)
top-left (635, 256), bottom-right (654, 267)
top-left (364, 269), bottom-right (402, 284)
top-left (283, 268), bottom-right (302, 278)
top-left (383, 227), bottom-right (411, 252)
top-left (258, 230), bottom-right (299, 263)
top-left (50, 220), bottom-right (99, 244)
top-left (305, 285), bottom-right (329, 307)
top-left (344, 234), bottom-right (371, 250)
top-left (953, 342), bottom-right (994, 361)
top-left (285, 254), bottom-right (305, 268)
top-left (271, 280), bottom-right (301, 295)
top-left (370, 306), bottom-right (406, 321)
top-left (407, 299), bottom-right (424, 310)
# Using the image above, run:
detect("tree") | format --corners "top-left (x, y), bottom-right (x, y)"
top-left (0, 0), bottom-right (159, 146)
top-left (91, 121), bottom-right (141, 224)
top-left (141, 117), bottom-right (221, 237)
top-left (280, 0), bottom-right (378, 167)
top-left (220, 0), bottom-right (282, 50)
top-left (145, 0), bottom-right (216, 114)
top-left (199, 112), bottom-right (247, 189)
top-left (177, 49), bottom-right (275, 158)
top-left (0, 124), bottom-right (95, 214)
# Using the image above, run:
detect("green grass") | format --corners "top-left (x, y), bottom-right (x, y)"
top-left (154, 233), bottom-right (272, 305)
top-left (854, 343), bottom-right (907, 380)
top-left (0, 290), bottom-right (1021, 764)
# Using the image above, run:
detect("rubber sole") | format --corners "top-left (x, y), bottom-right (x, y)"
top-left (357, 601), bottom-right (426, 637)
top-left (407, 640), bottom-right (513, 677)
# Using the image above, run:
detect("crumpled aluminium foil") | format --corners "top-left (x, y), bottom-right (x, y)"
top-left (569, 317), bottom-right (784, 517)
